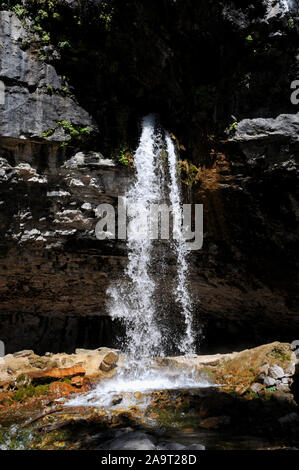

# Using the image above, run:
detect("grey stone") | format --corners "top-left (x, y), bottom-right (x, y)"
top-left (250, 383), bottom-right (264, 394)
top-left (232, 113), bottom-right (299, 144)
top-left (265, 0), bottom-right (294, 21)
top-left (269, 365), bottom-right (285, 379)
top-left (264, 376), bottom-right (276, 387)
top-left (64, 152), bottom-right (116, 169)
top-left (157, 442), bottom-right (186, 450)
top-left (285, 365), bottom-right (296, 376)
top-left (0, 11), bottom-right (97, 140)
top-left (103, 432), bottom-right (156, 450)
top-left (281, 377), bottom-right (291, 385)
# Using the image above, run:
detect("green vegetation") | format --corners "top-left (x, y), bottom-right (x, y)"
top-left (267, 345), bottom-right (291, 363)
top-left (0, 381), bottom-right (49, 406)
top-left (228, 121), bottom-right (238, 133)
top-left (42, 128), bottom-right (54, 139)
top-left (112, 145), bottom-right (133, 166)
top-left (58, 40), bottom-right (71, 49)
top-left (98, 0), bottom-right (114, 31)
top-left (177, 160), bottom-right (200, 187)
top-left (288, 17), bottom-right (294, 29)
top-left (42, 121), bottom-right (92, 147)
top-left (247, 391), bottom-right (259, 400)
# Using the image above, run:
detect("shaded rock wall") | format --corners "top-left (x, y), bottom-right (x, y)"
top-left (0, 1), bottom-right (298, 354)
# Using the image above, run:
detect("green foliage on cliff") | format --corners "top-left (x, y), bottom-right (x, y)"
top-left (42, 121), bottom-right (92, 147)
top-left (177, 160), bottom-right (201, 188)
top-left (112, 145), bottom-right (133, 166)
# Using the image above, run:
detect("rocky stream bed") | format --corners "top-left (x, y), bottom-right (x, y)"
top-left (0, 341), bottom-right (298, 450)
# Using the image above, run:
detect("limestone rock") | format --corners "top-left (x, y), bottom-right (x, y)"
top-left (13, 350), bottom-right (34, 358)
top-left (232, 113), bottom-right (299, 144)
top-left (29, 365), bottom-right (86, 382)
top-left (264, 377), bottom-right (276, 387)
top-left (99, 351), bottom-right (119, 372)
top-left (250, 383), bottom-right (264, 394)
top-left (269, 365), bottom-right (285, 379)
top-left (0, 347), bottom-right (120, 386)
top-left (0, 11), bottom-right (96, 140)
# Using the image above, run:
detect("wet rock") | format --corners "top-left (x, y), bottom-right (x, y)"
top-left (199, 415), bottom-right (231, 429)
top-left (99, 351), bottom-right (119, 372)
top-left (156, 442), bottom-right (186, 450)
top-left (101, 431), bottom-right (156, 450)
top-left (70, 376), bottom-right (85, 388)
top-left (49, 381), bottom-right (75, 396)
top-left (186, 444), bottom-right (206, 450)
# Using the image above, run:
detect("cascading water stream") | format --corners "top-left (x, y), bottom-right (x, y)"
top-left (108, 115), bottom-right (163, 364)
top-left (166, 133), bottom-right (195, 355)
top-left (64, 116), bottom-right (209, 408)
top-left (108, 116), bottom-right (195, 366)
top-left (109, 116), bottom-right (195, 364)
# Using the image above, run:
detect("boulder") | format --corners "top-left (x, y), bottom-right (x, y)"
top-left (250, 383), bottom-right (264, 394)
top-left (102, 431), bottom-right (156, 451)
top-left (99, 351), bottom-right (119, 372)
top-left (264, 377), bottom-right (276, 387)
top-left (269, 365), bottom-right (285, 379)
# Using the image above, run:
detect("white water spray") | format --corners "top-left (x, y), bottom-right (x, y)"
top-left (64, 117), bottom-right (206, 407)
top-left (108, 116), bottom-right (195, 362)
top-left (166, 133), bottom-right (195, 355)
top-left (108, 115), bottom-right (163, 360)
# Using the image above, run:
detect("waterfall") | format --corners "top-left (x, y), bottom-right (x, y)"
top-left (64, 117), bottom-right (205, 407)
top-left (108, 115), bottom-right (195, 364)
top-left (108, 115), bottom-right (163, 360)
top-left (166, 134), bottom-right (195, 355)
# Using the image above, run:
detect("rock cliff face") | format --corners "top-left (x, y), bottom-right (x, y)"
top-left (0, 1), bottom-right (298, 354)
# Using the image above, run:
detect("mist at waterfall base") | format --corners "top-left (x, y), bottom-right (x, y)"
top-left (66, 116), bottom-right (209, 406)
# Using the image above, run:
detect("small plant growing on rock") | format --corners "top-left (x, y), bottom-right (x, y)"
top-left (12, 3), bottom-right (26, 19)
top-left (177, 160), bottom-right (200, 187)
top-left (112, 146), bottom-right (133, 166)
top-left (229, 121), bottom-right (238, 132)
